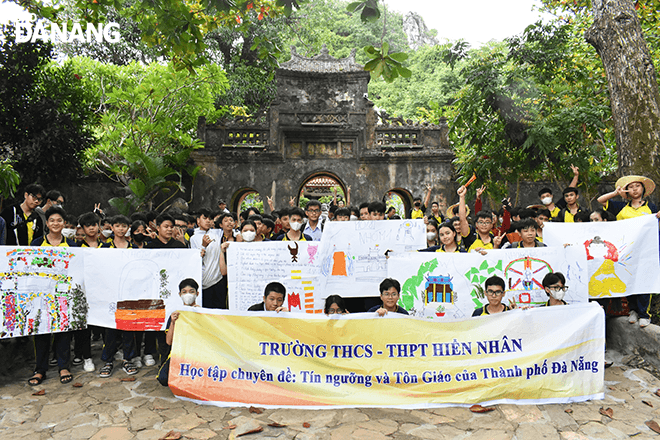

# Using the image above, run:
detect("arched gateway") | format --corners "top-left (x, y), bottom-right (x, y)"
top-left (191, 45), bottom-right (454, 213)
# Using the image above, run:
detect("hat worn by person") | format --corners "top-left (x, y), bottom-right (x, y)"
top-left (615, 175), bottom-right (655, 198)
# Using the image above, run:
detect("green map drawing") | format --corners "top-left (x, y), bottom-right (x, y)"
top-left (400, 258), bottom-right (439, 311)
top-left (464, 259), bottom-right (504, 308)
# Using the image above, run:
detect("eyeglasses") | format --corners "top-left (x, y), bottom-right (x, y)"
top-left (327, 308), bottom-right (343, 314)
top-left (307, 209), bottom-right (320, 213)
top-left (476, 221), bottom-right (492, 226)
top-left (382, 292), bottom-right (399, 298)
top-left (547, 285), bottom-right (569, 292)
top-left (30, 194), bottom-right (43, 202)
top-left (485, 289), bottom-right (504, 296)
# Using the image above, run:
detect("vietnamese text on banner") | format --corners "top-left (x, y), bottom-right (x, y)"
top-left (168, 303), bottom-right (604, 409)
top-left (388, 247), bottom-right (589, 319)
top-left (543, 215), bottom-right (660, 298)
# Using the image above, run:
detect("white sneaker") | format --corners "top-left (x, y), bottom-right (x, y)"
top-left (143, 354), bottom-right (156, 366)
top-left (132, 357), bottom-right (143, 368)
top-left (628, 310), bottom-right (639, 324)
top-left (114, 350), bottom-right (124, 361)
top-left (640, 318), bottom-right (651, 328)
top-left (83, 358), bottom-right (95, 372)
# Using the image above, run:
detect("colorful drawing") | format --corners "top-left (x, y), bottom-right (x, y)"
top-left (288, 242), bottom-right (299, 263)
top-left (115, 299), bottom-right (166, 330)
top-left (307, 245), bottom-right (318, 264)
top-left (585, 236), bottom-right (626, 297)
top-left (288, 292), bottom-right (301, 310)
top-left (424, 274), bottom-right (454, 304)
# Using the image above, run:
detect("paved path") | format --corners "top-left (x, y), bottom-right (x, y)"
top-left (2, 348), bottom-right (660, 440)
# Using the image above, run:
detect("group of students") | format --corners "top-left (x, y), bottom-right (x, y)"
top-left (7, 168), bottom-right (658, 387)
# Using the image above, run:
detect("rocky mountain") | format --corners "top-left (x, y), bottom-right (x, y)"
top-left (402, 12), bottom-right (439, 50)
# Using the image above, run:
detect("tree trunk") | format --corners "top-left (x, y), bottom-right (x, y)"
top-left (585, 0), bottom-right (660, 179)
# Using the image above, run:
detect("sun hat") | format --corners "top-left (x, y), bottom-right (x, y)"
top-left (615, 175), bottom-right (655, 198)
top-left (446, 203), bottom-right (471, 219)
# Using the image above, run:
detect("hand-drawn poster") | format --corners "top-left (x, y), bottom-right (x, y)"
top-left (84, 248), bottom-right (202, 330)
top-left (227, 241), bottom-right (322, 313)
top-left (388, 247), bottom-right (588, 319)
top-left (0, 247), bottom-right (86, 339)
top-left (543, 215), bottom-right (660, 298)
top-left (317, 219), bottom-right (426, 299)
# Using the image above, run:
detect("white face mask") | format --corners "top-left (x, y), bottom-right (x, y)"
top-left (242, 230), bottom-right (256, 242)
top-left (350, 215), bottom-right (358, 221)
top-left (101, 229), bottom-right (112, 238)
top-left (541, 197), bottom-right (552, 205)
top-left (181, 293), bottom-right (197, 306)
top-left (549, 289), bottom-right (565, 301)
top-left (62, 228), bottom-right (75, 238)
top-left (290, 221), bottom-right (302, 231)
top-left (426, 232), bottom-right (437, 242)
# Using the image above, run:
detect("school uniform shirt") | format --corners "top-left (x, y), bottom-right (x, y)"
top-left (31, 236), bottom-right (77, 247)
top-left (248, 302), bottom-right (267, 311)
top-left (107, 238), bottom-right (134, 248)
top-left (549, 205), bottom-right (561, 220)
top-left (190, 228), bottom-right (224, 289)
top-left (471, 304), bottom-right (510, 317)
top-left (77, 238), bottom-right (110, 248)
top-left (278, 232), bottom-right (313, 242)
top-left (408, 205), bottom-right (427, 220)
top-left (145, 238), bottom-right (188, 249)
top-left (462, 225), bottom-right (495, 253)
top-left (367, 305), bottom-right (409, 315)
top-left (303, 221), bottom-right (323, 241)
top-left (502, 239), bottom-right (546, 249)
top-left (604, 200), bottom-right (658, 220)
top-left (1, 203), bottom-right (44, 246)
top-left (554, 205), bottom-right (587, 223)
top-left (419, 242), bottom-right (467, 253)
top-left (540, 299), bottom-right (567, 306)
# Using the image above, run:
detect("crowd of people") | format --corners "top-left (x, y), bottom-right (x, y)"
top-left (2, 165), bottom-right (657, 386)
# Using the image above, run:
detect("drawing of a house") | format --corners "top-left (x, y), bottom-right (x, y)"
top-left (424, 274), bottom-right (454, 304)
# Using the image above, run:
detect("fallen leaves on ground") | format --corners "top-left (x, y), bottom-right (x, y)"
top-left (268, 422), bottom-right (287, 428)
top-left (565, 409), bottom-right (573, 414)
top-left (120, 377), bottom-right (136, 382)
top-left (236, 426), bottom-right (263, 437)
top-left (469, 404), bottom-right (494, 413)
top-left (303, 422), bottom-right (311, 428)
top-left (32, 389), bottom-right (45, 396)
top-left (655, 389), bottom-right (660, 398)
top-left (72, 382), bottom-right (83, 388)
top-left (643, 400), bottom-right (654, 408)
top-left (248, 406), bottom-right (264, 414)
top-left (224, 424), bottom-right (237, 430)
top-left (599, 407), bottom-right (614, 419)
top-left (646, 420), bottom-right (660, 434)
top-left (158, 431), bottom-right (182, 440)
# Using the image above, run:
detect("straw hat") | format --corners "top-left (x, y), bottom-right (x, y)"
top-left (446, 203), bottom-right (470, 219)
top-left (615, 175), bottom-right (655, 198)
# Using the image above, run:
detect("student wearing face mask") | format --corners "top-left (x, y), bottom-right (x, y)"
top-left (237, 220), bottom-right (261, 242)
top-left (156, 278), bottom-right (201, 386)
top-left (541, 273), bottom-right (568, 306)
top-left (537, 164), bottom-right (580, 220)
top-left (275, 208), bottom-right (312, 242)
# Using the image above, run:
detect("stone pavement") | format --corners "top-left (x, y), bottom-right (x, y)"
top-left (3, 348), bottom-right (660, 440)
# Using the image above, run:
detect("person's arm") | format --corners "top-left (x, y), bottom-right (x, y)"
top-left (423, 184), bottom-right (432, 209)
top-left (457, 185), bottom-right (469, 237)
top-left (568, 164), bottom-right (579, 189)
top-left (166, 312), bottom-right (179, 345)
top-left (597, 187), bottom-right (624, 207)
top-left (220, 242), bottom-right (229, 276)
top-left (267, 196), bottom-right (275, 213)
top-left (475, 185), bottom-right (485, 213)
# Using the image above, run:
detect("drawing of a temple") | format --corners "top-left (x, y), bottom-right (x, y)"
top-left (424, 274), bottom-right (454, 304)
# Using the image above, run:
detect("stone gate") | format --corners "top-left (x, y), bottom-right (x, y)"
top-left (191, 45), bottom-right (454, 213)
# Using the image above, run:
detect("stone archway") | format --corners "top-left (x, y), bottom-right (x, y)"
top-left (385, 188), bottom-right (413, 218)
top-left (231, 187), bottom-right (262, 214)
top-left (297, 171), bottom-right (347, 208)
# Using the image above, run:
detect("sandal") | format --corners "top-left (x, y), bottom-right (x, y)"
top-left (122, 361), bottom-right (138, 376)
top-left (28, 373), bottom-right (45, 386)
top-left (99, 362), bottom-right (113, 378)
top-left (60, 371), bottom-right (73, 384)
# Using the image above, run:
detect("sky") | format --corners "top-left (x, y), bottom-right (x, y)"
top-left (0, 0), bottom-right (551, 48)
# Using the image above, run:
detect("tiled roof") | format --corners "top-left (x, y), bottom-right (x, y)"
top-left (279, 44), bottom-right (364, 73)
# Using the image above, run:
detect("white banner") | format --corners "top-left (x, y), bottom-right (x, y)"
top-left (543, 215), bottom-right (660, 298)
top-left (388, 247), bottom-right (589, 320)
top-left (227, 241), bottom-right (322, 313)
top-left (85, 248), bottom-right (202, 330)
top-left (317, 219), bottom-right (426, 298)
top-left (0, 246), bottom-right (86, 338)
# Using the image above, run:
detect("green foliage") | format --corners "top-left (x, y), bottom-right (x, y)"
top-left (447, 21), bottom-right (616, 202)
top-left (346, 0), bottom-right (380, 23)
top-left (0, 160), bottom-right (21, 209)
top-left (0, 24), bottom-right (95, 189)
top-left (241, 192), bottom-right (264, 213)
top-left (71, 57), bottom-right (227, 213)
top-left (364, 42), bottom-right (411, 83)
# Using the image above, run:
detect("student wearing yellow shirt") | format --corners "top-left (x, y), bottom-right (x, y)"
top-left (1, 183), bottom-right (45, 246)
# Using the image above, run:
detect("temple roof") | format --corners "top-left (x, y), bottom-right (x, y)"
top-left (279, 44), bottom-right (365, 73)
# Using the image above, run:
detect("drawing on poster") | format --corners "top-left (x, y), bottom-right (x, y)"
top-left (1, 248), bottom-right (86, 338)
top-left (307, 244), bottom-right (318, 264)
top-left (113, 259), bottom-right (168, 331)
top-left (288, 242), bottom-right (299, 263)
top-left (504, 256), bottom-right (553, 306)
top-left (585, 236), bottom-right (626, 297)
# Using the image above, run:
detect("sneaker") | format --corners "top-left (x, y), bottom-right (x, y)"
top-left (143, 354), bottom-right (156, 367)
top-left (132, 357), bottom-right (143, 368)
top-left (72, 357), bottom-right (83, 367)
top-left (83, 358), bottom-right (95, 372)
top-left (49, 357), bottom-right (59, 367)
top-left (628, 310), bottom-right (639, 324)
top-left (640, 318), bottom-right (651, 328)
top-left (122, 361), bottom-right (138, 376)
top-left (114, 350), bottom-right (124, 361)
top-left (99, 362), bottom-right (113, 378)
